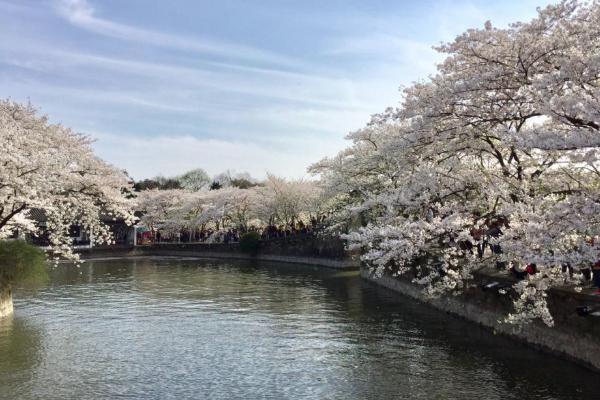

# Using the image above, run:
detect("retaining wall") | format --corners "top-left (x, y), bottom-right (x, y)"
top-left (362, 268), bottom-right (600, 371)
top-left (77, 237), bottom-right (360, 269)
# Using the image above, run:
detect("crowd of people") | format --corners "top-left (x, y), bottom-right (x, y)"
top-left (451, 214), bottom-right (600, 294)
top-left (136, 217), bottom-right (325, 246)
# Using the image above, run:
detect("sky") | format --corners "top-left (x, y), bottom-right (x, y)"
top-left (0, 0), bottom-right (553, 180)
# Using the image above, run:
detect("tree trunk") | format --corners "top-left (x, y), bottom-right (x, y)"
top-left (0, 281), bottom-right (13, 318)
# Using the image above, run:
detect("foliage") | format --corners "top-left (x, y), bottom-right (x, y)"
top-left (253, 174), bottom-right (323, 226)
top-left (134, 169), bottom-right (212, 192)
top-left (230, 178), bottom-right (257, 189)
top-left (0, 240), bottom-right (47, 286)
top-left (136, 175), bottom-right (323, 235)
top-left (176, 168), bottom-right (210, 191)
top-left (239, 232), bottom-right (261, 254)
top-left (0, 100), bottom-right (135, 261)
top-left (144, 170), bottom-right (260, 192)
top-left (312, 0), bottom-right (600, 326)
top-left (134, 178), bottom-right (182, 191)
top-left (211, 171), bottom-right (257, 189)
top-left (209, 181), bottom-right (223, 191)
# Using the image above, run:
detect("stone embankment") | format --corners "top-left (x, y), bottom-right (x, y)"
top-left (362, 267), bottom-right (600, 372)
top-left (78, 236), bottom-right (360, 270)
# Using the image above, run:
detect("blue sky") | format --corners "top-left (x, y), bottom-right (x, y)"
top-left (0, 0), bottom-right (551, 180)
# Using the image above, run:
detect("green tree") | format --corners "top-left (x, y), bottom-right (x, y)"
top-left (0, 240), bottom-right (47, 287)
top-left (177, 168), bottom-right (211, 191)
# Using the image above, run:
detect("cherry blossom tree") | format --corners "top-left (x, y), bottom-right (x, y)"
top-left (191, 187), bottom-right (259, 232)
top-left (137, 186), bottom-right (259, 239)
top-left (135, 174), bottom-right (323, 240)
top-left (313, 0), bottom-right (600, 326)
top-left (0, 100), bottom-right (135, 260)
top-left (254, 174), bottom-right (323, 227)
top-left (136, 189), bottom-right (190, 237)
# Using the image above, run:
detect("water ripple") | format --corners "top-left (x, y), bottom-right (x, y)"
top-left (1, 258), bottom-right (597, 400)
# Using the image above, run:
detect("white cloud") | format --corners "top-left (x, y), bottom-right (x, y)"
top-left (326, 33), bottom-right (437, 64)
top-left (91, 132), bottom-right (343, 180)
top-left (1, 0), bottom-right (552, 181)
top-left (0, 41), bottom-right (371, 111)
top-left (56, 0), bottom-right (300, 68)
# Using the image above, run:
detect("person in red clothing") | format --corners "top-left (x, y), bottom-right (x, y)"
top-left (510, 263), bottom-right (537, 280)
top-left (525, 263), bottom-right (537, 275)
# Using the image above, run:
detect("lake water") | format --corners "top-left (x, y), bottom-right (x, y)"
top-left (0, 257), bottom-right (598, 399)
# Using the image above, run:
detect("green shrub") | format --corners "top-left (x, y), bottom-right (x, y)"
top-left (239, 232), bottom-right (261, 254)
top-left (0, 240), bottom-right (48, 286)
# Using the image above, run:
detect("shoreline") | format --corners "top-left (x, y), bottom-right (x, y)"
top-left (361, 269), bottom-right (600, 373)
top-left (76, 242), bottom-right (360, 270)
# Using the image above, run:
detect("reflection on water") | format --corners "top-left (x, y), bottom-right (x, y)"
top-left (0, 257), bottom-right (597, 399)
